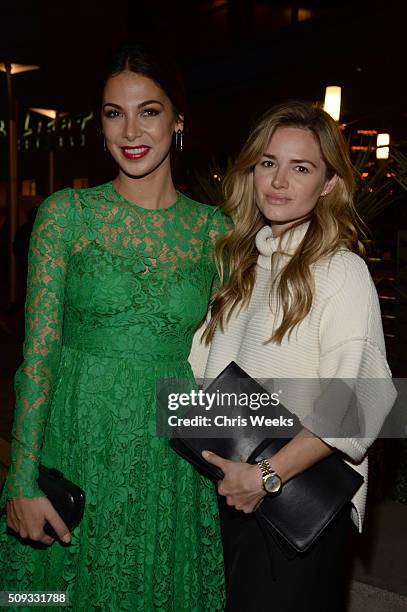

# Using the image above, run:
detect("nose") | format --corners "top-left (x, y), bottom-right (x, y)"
top-left (124, 116), bottom-right (142, 141)
top-left (271, 165), bottom-right (289, 189)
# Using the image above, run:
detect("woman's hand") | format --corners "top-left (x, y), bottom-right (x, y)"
top-left (6, 497), bottom-right (71, 546)
top-left (202, 451), bottom-right (266, 513)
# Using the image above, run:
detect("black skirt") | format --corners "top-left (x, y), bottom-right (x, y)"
top-left (218, 497), bottom-right (354, 612)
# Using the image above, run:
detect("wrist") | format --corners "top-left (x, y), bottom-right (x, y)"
top-left (250, 463), bottom-right (264, 493)
top-left (257, 459), bottom-right (283, 495)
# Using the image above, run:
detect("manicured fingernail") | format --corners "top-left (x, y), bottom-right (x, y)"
top-left (202, 451), bottom-right (210, 459)
top-left (62, 534), bottom-right (71, 543)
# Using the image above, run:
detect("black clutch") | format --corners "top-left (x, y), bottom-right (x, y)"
top-left (170, 361), bottom-right (303, 476)
top-left (37, 465), bottom-right (85, 539)
top-left (170, 361), bottom-right (363, 553)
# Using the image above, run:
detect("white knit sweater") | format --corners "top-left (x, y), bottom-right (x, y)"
top-left (189, 222), bottom-right (397, 530)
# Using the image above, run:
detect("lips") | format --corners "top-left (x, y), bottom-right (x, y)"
top-left (121, 146), bottom-right (151, 160)
top-left (265, 194), bottom-right (291, 204)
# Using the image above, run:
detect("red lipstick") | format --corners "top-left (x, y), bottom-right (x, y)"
top-left (121, 146), bottom-right (150, 160)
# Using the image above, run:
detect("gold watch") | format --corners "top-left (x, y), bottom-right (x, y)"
top-left (257, 459), bottom-right (282, 494)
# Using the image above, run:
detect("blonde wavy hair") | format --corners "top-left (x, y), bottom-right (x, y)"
top-left (204, 101), bottom-right (366, 345)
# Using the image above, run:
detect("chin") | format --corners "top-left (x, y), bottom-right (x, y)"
top-left (116, 156), bottom-right (154, 177)
top-left (108, 144), bottom-right (171, 180)
top-left (261, 211), bottom-right (288, 224)
top-left (120, 166), bottom-right (154, 179)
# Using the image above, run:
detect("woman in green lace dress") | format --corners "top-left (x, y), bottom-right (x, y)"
top-left (0, 44), bottom-right (230, 610)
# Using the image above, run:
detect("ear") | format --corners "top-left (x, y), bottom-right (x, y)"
top-left (321, 173), bottom-right (339, 197)
top-left (175, 113), bottom-right (184, 133)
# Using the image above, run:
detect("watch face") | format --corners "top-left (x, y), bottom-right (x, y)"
top-left (265, 473), bottom-right (282, 494)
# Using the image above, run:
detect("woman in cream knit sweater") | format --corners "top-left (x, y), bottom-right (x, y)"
top-left (190, 101), bottom-right (396, 611)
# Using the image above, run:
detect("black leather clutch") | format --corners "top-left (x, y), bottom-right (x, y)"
top-left (37, 465), bottom-right (85, 539)
top-left (254, 438), bottom-right (363, 553)
top-left (170, 361), bottom-right (303, 480)
top-left (170, 361), bottom-right (364, 553)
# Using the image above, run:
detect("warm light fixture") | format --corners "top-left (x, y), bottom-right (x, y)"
top-left (0, 63), bottom-right (40, 75)
top-left (298, 9), bottom-right (314, 21)
top-left (30, 107), bottom-right (58, 119)
top-left (323, 86), bottom-right (341, 121)
top-left (376, 133), bottom-right (390, 160)
top-left (357, 129), bottom-right (378, 135)
top-left (30, 108), bottom-right (68, 119)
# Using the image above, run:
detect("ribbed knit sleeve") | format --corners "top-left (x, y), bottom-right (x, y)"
top-left (302, 251), bottom-right (397, 462)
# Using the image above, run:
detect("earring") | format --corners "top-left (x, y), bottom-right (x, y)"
top-left (103, 137), bottom-right (107, 153)
top-left (175, 129), bottom-right (183, 152)
top-left (321, 191), bottom-right (327, 197)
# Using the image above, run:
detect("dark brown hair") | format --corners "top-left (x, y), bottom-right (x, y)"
top-left (101, 42), bottom-right (187, 122)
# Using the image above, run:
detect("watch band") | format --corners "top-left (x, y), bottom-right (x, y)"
top-left (258, 458), bottom-right (273, 480)
top-left (257, 459), bottom-right (283, 495)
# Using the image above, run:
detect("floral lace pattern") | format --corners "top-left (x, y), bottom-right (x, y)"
top-left (0, 183), bottom-right (232, 610)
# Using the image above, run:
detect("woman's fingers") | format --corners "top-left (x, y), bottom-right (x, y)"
top-left (7, 497), bottom-right (63, 545)
top-left (212, 459), bottom-right (266, 513)
top-left (202, 451), bottom-right (229, 472)
top-left (44, 506), bottom-right (71, 543)
top-left (40, 533), bottom-right (55, 546)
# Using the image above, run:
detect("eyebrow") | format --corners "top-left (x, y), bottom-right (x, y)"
top-left (262, 153), bottom-right (317, 169)
top-left (103, 99), bottom-right (164, 110)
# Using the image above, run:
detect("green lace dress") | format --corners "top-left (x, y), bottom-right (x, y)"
top-left (0, 183), bottom-right (231, 611)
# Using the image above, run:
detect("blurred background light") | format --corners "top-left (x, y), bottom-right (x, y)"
top-left (323, 85), bottom-right (341, 121)
top-left (376, 133), bottom-right (390, 160)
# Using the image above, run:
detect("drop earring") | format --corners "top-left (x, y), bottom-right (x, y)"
top-left (103, 137), bottom-right (107, 153)
top-left (175, 129), bottom-right (183, 152)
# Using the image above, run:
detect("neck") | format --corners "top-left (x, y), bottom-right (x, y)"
top-left (113, 158), bottom-right (178, 210)
top-left (255, 221), bottom-right (311, 270)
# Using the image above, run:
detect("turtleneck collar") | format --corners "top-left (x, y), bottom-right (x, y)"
top-left (256, 221), bottom-right (310, 270)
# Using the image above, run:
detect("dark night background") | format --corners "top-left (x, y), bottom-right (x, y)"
top-left (1, 0), bottom-right (407, 187)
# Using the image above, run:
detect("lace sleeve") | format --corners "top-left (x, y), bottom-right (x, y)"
top-left (207, 206), bottom-right (233, 294)
top-left (1, 189), bottom-right (76, 502)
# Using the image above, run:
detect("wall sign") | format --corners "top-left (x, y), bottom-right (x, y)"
top-left (0, 111), bottom-right (94, 151)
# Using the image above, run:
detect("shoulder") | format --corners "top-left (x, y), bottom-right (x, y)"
top-left (35, 188), bottom-right (77, 226)
top-left (39, 183), bottom-right (114, 219)
top-left (207, 206), bottom-right (233, 245)
top-left (316, 249), bottom-right (382, 340)
top-left (315, 249), bottom-right (385, 350)
top-left (68, 182), bottom-right (111, 208)
top-left (178, 193), bottom-right (219, 222)
top-left (209, 204), bottom-right (233, 226)
top-left (38, 184), bottom-right (108, 212)
top-left (72, 182), bottom-right (110, 198)
top-left (178, 193), bottom-right (233, 236)
top-left (329, 249), bottom-right (369, 277)
top-left (179, 192), bottom-right (215, 214)
top-left (33, 187), bottom-right (85, 242)
top-left (315, 248), bottom-right (374, 300)
top-left (179, 193), bottom-right (231, 221)
top-left (38, 187), bottom-right (74, 210)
